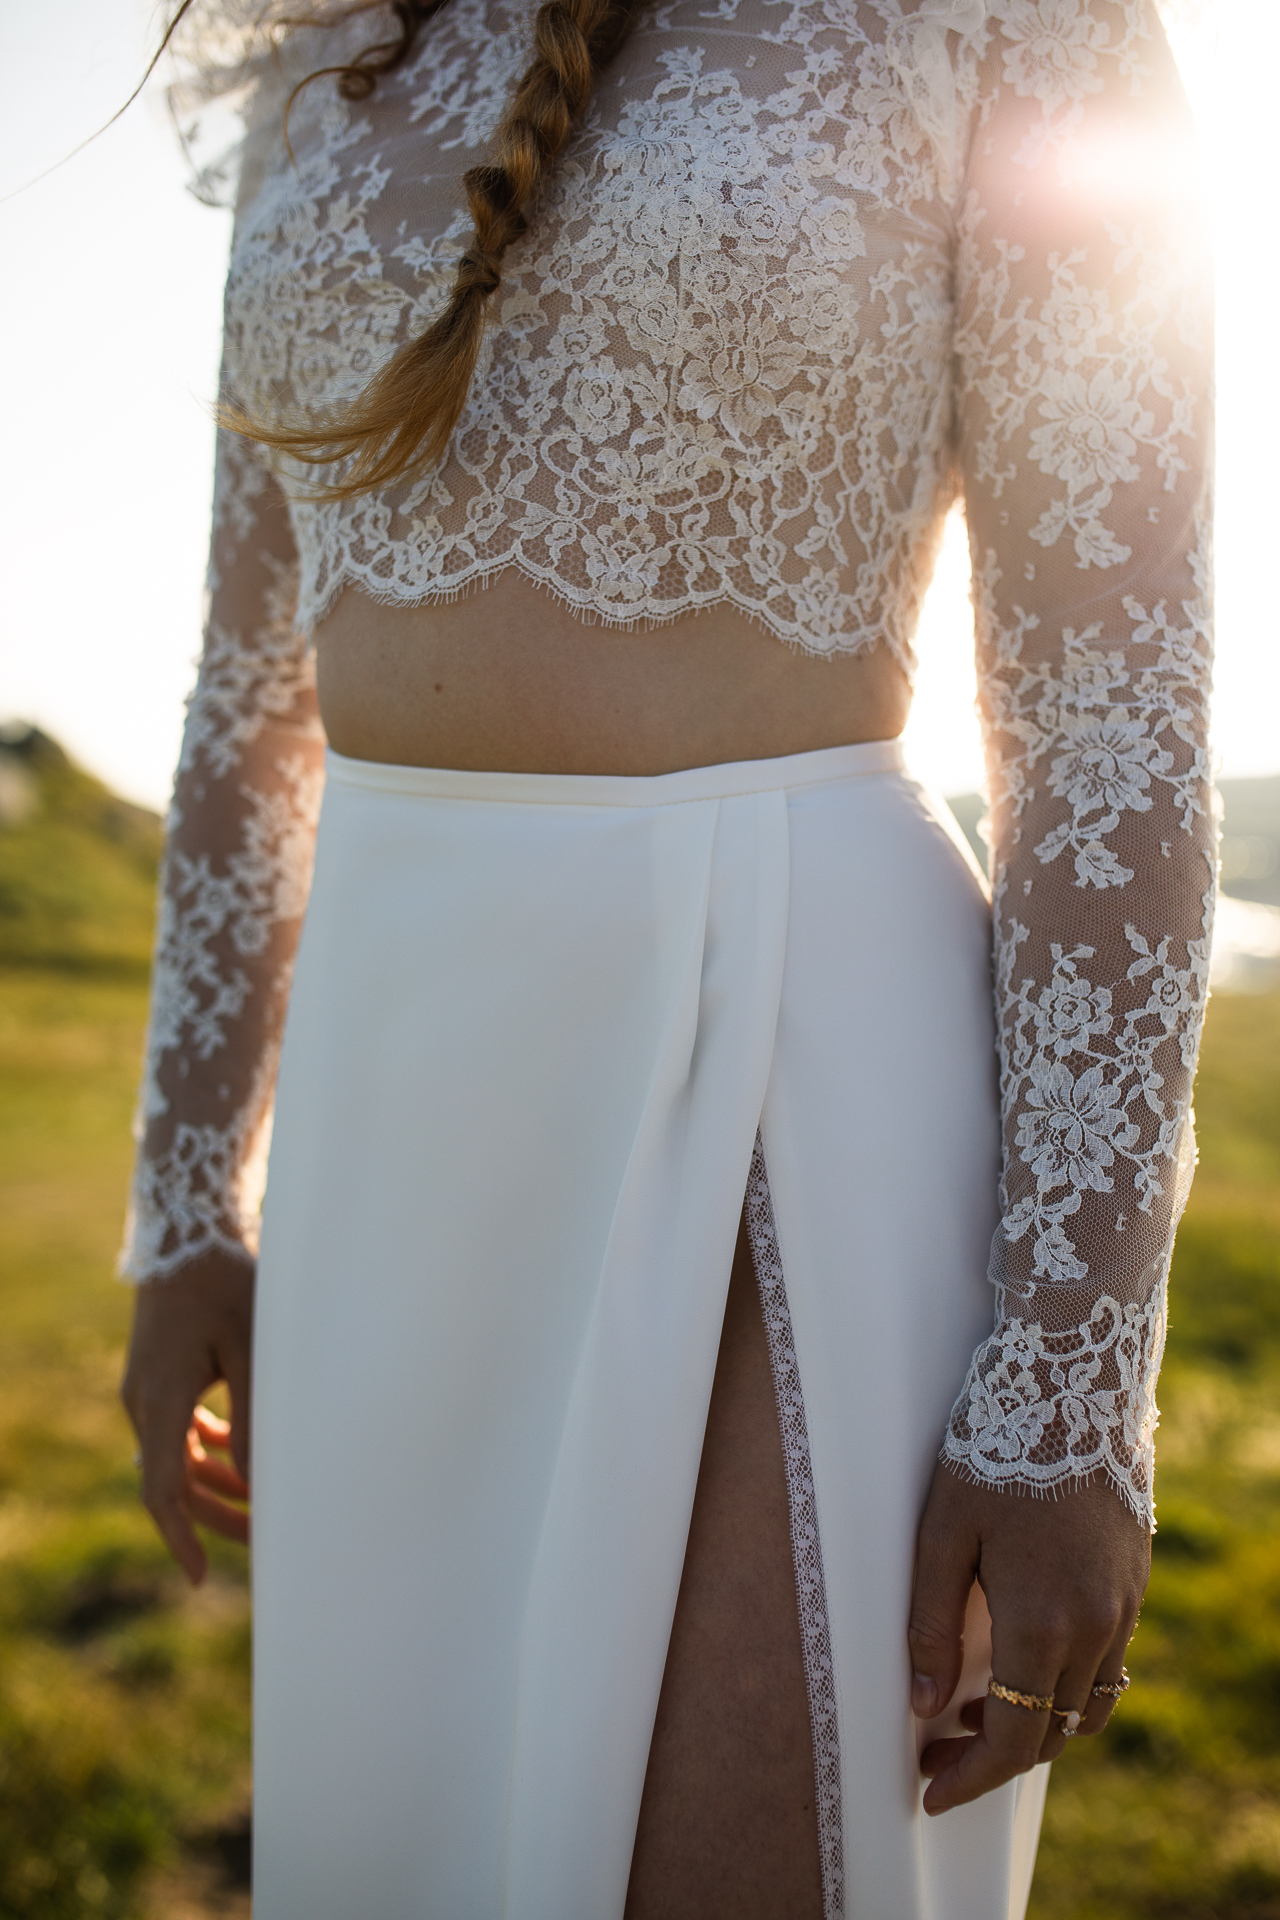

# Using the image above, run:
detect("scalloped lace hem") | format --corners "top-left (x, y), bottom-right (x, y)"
top-left (118, 1219), bottom-right (258, 1286)
top-left (941, 1290), bottom-right (1166, 1533)
top-left (294, 550), bottom-right (914, 678)
top-left (939, 1433), bottom-right (1157, 1534)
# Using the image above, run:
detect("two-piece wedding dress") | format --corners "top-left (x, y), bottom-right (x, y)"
top-left (123, 1), bottom-right (1214, 1912)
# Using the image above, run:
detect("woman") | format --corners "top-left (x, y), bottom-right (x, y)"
top-left (121, 0), bottom-right (1213, 1912)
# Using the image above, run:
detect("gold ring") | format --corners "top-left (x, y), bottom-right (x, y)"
top-left (987, 1679), bottom-right (1054, 1714)
top-left (1053, 1706), bottom-right (1083, 1736)
top-left (1090, 1668), bottom-right (1131, 1700)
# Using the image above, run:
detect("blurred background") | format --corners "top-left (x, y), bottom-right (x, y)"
top-left (1, 2), bottom-right (1279, 1915)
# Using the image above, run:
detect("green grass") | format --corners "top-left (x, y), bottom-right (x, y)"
top-left (0, 731), bottom-right (162, 977)
top-left (2, 819), bottom-right (1280, 1914)
top-left (0, 970), bottom-right (249, 1919)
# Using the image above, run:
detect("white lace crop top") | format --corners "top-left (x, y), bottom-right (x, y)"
top-left (124, 0), bottom-right (1214, 1529)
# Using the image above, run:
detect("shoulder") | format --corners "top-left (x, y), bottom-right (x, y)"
top-left (964, 0), bottom-right (1199, 234)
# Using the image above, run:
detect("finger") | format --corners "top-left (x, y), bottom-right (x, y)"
top-left (185, 1481), bottom-right (251, 1545)
top-left (1035, 1599), bottom-right (1127, 1761)
top-left (919, 1696), bottom-right (986, 1777)
top-left (1037, 1692), bottom-right (1089, 1762)
top-left (224, 1347), bottom-right (253, 1488)
top-left (924, 1623), bottom-right (1060, 1815)
top-left (141, 1460), bottom-right (209, 1586)
top-left (1038, 1651), bottom-right (1111, 1761)
top-left (1077, 1630), bottom-right (1133, 1739)
top-left (919, 1733), bottom-right (978, 1778)
top-left (958, 1696), bottom-right (985, 1735)
top-left (924, 1704), bottom-right (990, 1758)
top-left (191, 1406), bottom-right (232, 1448)
top-left (960, 1597), bottom-right (1075, 1787)
top-left (130, 1391), bottom-right (210, 1586)
top-left (909, 1499), bottom-right (979, 1720)
top-left (186, 1443), bottom-right (251, 1502)
top-left (186, 1422), bottom-right (250, 1498)
top-left (923, 1687), bottom-right (1054, 1815)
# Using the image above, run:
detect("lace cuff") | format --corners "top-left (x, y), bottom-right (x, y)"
top-left (943, 1291), bottom-right (1168, 1529)
top-left (123, 1117), bottom-right (270, 1282)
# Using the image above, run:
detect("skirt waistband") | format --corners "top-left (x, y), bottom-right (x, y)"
top-left (325, 736), bottom-right (906, 809)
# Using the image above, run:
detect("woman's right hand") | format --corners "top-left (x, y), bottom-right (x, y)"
top-left (121, 1248), bottom-right (255, 1584)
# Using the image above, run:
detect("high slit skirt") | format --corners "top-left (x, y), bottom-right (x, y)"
top-left (251, 737), bottom-right (1050, 1920)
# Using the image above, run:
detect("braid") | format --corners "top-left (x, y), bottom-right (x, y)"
top-left (229, 0), bottom-right (647, 495)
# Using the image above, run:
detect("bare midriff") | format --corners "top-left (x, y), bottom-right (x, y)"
top-left (313, 572), bottom-right (911, 776)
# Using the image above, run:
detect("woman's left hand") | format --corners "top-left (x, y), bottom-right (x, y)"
top-left (908, 1461), bottom-right (1150, 1814)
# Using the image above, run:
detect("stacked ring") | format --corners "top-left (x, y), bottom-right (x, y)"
top-left (987, 1679), bottom-right (1054, 1714)
top-left (988, 1669), bottom-right (1130, 1732)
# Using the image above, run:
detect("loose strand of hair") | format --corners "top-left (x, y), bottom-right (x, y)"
top-left (280, 0), bottom-right (452, 165)
top-left (225, 0), bottom-right (647, 500)
top-left (0, 0), bottom-right (207, 207)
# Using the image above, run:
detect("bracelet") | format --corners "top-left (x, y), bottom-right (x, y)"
top-left (987, 1678), bottom-right (1054, 1714)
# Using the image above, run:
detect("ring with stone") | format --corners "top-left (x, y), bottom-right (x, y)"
top-left (1052, 1705), bottom-right (1084, 1737)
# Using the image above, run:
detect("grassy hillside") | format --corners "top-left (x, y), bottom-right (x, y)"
top-left (0, 728), bottom-right (162, 976)
top-left (0, 969), bottom-right (249, 1920)
top-left (0, 735), bottom-right (244, 1916)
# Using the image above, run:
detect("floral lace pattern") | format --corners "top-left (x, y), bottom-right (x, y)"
top-left (222, 0), bottom-right (989, 657)
top-left (132, 1), bottom-right (1213, 1527)
top-left (121, 432), bottom-right (325, 1280)
top-left (940, 0), bottom-right (1213, 1526)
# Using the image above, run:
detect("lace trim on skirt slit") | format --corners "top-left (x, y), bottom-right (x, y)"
top-left (744, 1133), bottom-right (845, 1919)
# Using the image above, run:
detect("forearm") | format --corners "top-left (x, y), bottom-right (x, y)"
top-left (123, 433), bottom-right (325, 1282)
top-left (943, 0), bottom-right (1214, 1527)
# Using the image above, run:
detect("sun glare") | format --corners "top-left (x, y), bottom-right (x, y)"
top-left (0, 0), bottom-right (1275, 811)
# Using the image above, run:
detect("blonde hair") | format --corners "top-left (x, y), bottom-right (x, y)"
top-left (209, 0), bottom-right (646, 497)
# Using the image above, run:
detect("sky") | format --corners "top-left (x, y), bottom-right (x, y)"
top-left (1, 0), bottom-right (1277, 811)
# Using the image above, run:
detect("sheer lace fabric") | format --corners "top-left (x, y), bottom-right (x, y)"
top-left (127, 0), bottom-right (1213, 1527)
top-left (938, 4), bottom-right (1213, 1527)
top-left (123, 432), bottom-right (325, 1279)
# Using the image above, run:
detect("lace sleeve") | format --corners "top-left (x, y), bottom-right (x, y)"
top-left (120, 429), bottom-right (325, 1283)
top-left (941, 0), bottom-right (1214, 1529)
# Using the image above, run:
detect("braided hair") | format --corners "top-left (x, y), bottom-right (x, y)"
top-left (207, 0), bottom-right (648, 493)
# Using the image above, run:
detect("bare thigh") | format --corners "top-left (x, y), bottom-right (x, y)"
top-left (625, 1214), bottom-right (825, 1920)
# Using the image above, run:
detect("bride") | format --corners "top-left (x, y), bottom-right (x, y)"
top-left (121, 0), bottom-right (1213, 1911)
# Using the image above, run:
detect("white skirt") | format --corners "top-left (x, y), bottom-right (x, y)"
top-left (252, 739), bottom-right (1049, 1920)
